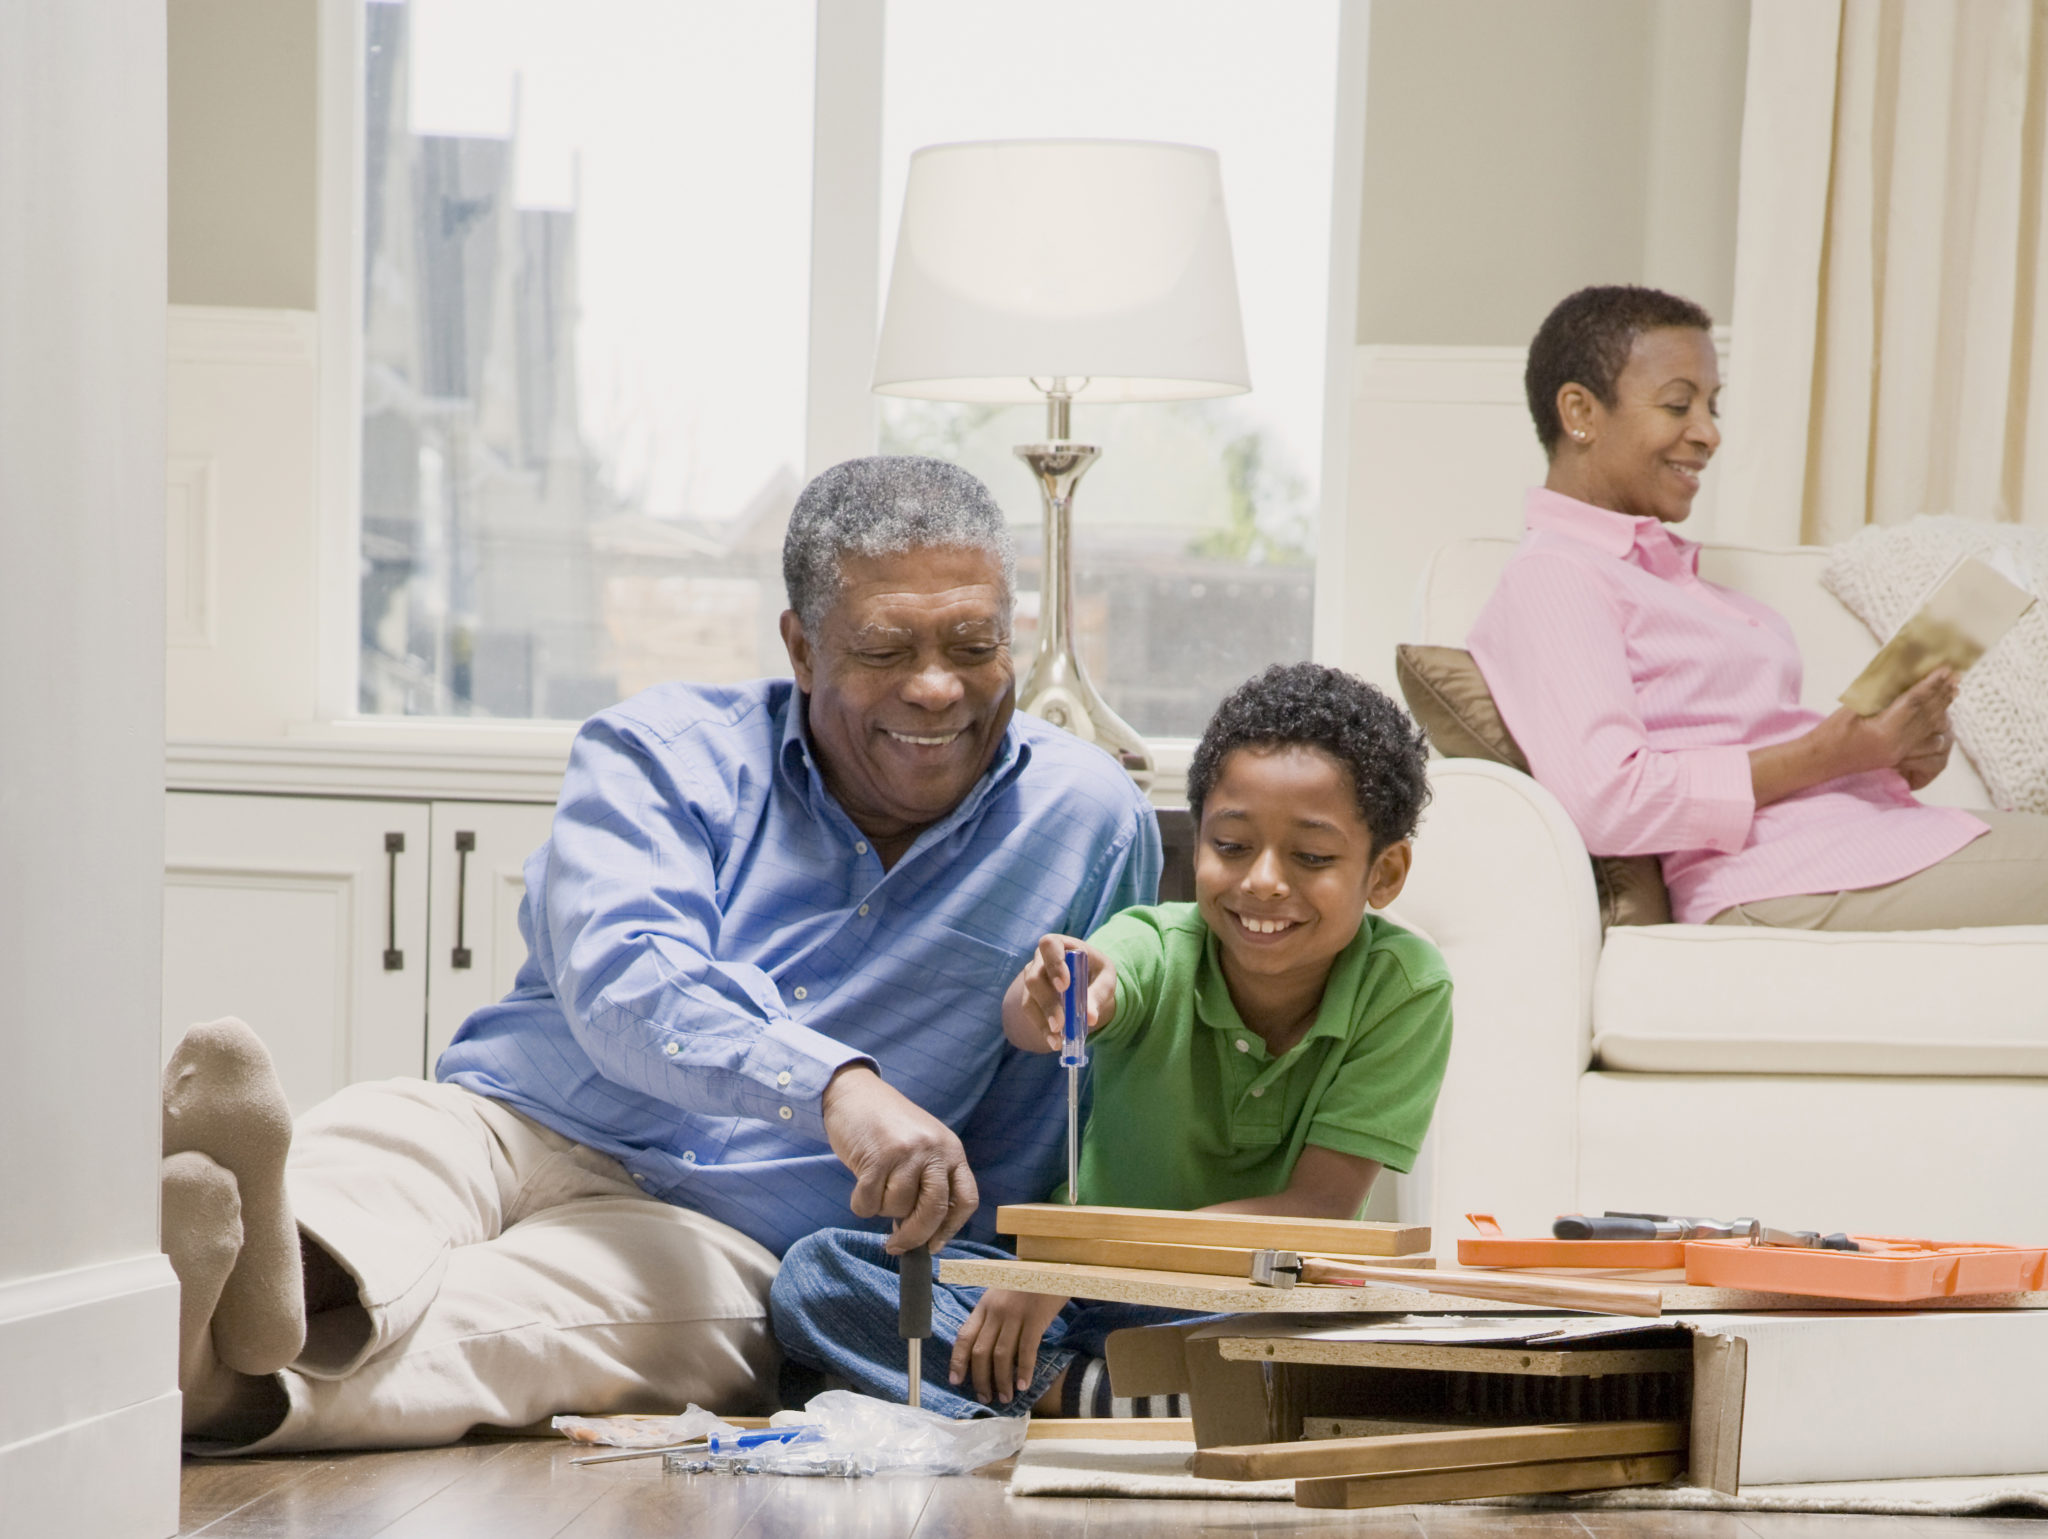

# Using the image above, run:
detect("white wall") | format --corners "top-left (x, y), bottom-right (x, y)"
top-left (0, 5), bottom-right (182, 1534)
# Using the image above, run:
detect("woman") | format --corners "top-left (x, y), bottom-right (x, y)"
top-left (1466, 285), bottom-right (2048, 929)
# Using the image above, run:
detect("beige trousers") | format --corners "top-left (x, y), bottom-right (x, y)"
top-left (1708, 809), bottom-right (2048, 930)
top-left (231, 1078), bottom-right (781, 1453)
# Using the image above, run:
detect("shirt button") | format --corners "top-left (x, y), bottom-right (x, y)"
top-left (1235, 1039), bottom-right (1251, 1053)
top-left (779, 1106), bottom-right (793, 1120)
top-left (682, 1151), bottom-right (697, 1164)
top-left (631, 1172), bottom-right (647, 1185)
top-left (662, 1042), bottom-right (680, 1057)
top-left (777, 1071), bottom-right (792, 1087)
top-left (794, 986), bottom-right (808, 1000)
top-left (854, 841), bottom-right (868, 855)
top-left (1250, 1087), bottom-right (1265, 1098)
top-left (858, 904), bottom-right (870, 917)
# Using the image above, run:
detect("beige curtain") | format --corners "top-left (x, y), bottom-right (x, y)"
top-left (1715, 0), bottom-right (2048, 547)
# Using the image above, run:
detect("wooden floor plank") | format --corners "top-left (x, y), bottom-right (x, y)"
top-left (180, 1455), bottom-right (338, 1536)
top-left (182, 1443), bottom-right (518, 1538)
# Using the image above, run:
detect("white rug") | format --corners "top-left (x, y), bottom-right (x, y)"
top-left (1008, 1439), bottom-right (2048, 1515)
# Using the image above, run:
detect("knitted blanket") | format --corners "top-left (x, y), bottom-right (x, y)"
top-left (1822, 516), bottom-right (2048, 815)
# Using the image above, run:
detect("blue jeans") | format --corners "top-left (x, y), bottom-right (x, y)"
top-left (769, 1228), bottom-right (1190, 1420)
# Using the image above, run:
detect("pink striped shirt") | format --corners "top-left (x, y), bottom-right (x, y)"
top-left (1466, 489), bottom-right (1985, 924)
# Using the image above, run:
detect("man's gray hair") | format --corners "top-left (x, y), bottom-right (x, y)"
top-left (782, 456), bottom-right (1017, 636)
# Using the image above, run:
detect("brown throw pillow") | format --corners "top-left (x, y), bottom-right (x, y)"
top-left (1395, 644), bottom-right (1672, 928)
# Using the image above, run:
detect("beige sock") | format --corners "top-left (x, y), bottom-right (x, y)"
top-left (160, 1151), bottom-right (244, 1431)
top-left (162, 1019), bottom-right (306, 1375)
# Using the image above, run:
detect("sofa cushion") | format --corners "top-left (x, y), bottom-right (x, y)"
top-left (1593, 924), bottom-right (2048, 1076)
top-left (1396, 643), bottom-right (1671, 927)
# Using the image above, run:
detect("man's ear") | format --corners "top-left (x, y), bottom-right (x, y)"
top-left (779, 610), bottom-right (814, 692)
top-left (1365, 839), bottom-right (1412, 910)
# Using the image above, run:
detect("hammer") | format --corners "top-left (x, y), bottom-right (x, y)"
top-left (1248, 1248), bottom-right (1663, 1317)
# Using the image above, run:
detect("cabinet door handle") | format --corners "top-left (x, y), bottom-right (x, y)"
top-left (383, 832), bottom-right (405, 971)
top-left (451, 830), bottom-right (475, 969)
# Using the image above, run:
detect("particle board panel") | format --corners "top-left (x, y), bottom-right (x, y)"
top-left (940, 1256), bottom-right (2048, 1314)
top-left (997, 1202), bottom-right (1431, 1257)
top-left (1022, 1417), bottom-right (1194, 1440)
top-left (1193, 1418), bottom-right (1685, 1481)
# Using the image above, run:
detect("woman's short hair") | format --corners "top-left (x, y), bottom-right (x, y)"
top-left (1525, 286), bottom-right (1714, 455)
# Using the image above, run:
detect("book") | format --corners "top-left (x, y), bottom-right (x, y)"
top-left (1838, 554), bottom-right (2037, 715)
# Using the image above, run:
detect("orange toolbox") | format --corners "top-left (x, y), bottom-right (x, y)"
top-left (1458, 1215), bottom-right (2048, 1301)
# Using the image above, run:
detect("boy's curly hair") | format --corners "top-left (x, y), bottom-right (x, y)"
top-left (1186, 663), bottom-right (1430, 851)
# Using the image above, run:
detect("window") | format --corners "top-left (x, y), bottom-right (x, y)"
top-left (878, 0), bottom-right (1340, 737)
top-left (355, 1), bottom-right (1341, 734)
top-left (358, 0), bottom-right (814, 717)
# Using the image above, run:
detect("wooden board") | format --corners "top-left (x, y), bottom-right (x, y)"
top-left (1292, 1450), bottom-right (1685, 1509)
top-left (998, 1202), bottom-right (1431, 1257)
top-left (1017, 1233), bottom-right (1436, 1275)
top-left (1215, 1336), bottom-right (1695, 1377)
top-left (941, 1255), bottom-right (2048, 1314)
top-left (1194, 1417), bottom-right (1685, 1481)
top-left (1304, 1415), bottom-right (1550, 1439)
top-left (1023, 1417), bottom-right (1194, 1440)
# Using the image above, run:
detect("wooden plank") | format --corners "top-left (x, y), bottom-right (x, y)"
top-left (1016, 1234), bottom-right (1436, 1274)
top-left (1023, 1417), bottom-right (1194, 1440)
top-left (997, 1202), bottom-right (1431, 1257)
top-left (1296, 1257), bottom-right (1663, 1316)
top-left (1688, 1330), bottom-right (1747, 1496)
top-left (1303, 1415), bottom-right (1548, 1439)
top-left (1291, 1450), bottom-right (1685, 1510)
top-left (1195, 1417), bottom-right (1685, 1482)
top-left (1215, 1336), bottom-right (1695, 1377)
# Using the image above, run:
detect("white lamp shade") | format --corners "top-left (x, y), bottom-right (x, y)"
top-left (872, 139), bottom-right (1251, 404)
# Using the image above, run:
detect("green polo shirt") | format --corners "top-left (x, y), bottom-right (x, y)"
top-left (1067, 903), bottom-right (1452, 1214)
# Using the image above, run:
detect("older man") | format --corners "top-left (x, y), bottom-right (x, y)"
top-left (166, 457), bottom-right (1159, 1451)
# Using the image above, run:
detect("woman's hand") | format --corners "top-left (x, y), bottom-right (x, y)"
top-left (1752, 668), bottom-right (1958, 808)
top-left (949, 1287), bottom-right (1070, 1405)
top-left (1001, 935), bottom-right (1117, 1053)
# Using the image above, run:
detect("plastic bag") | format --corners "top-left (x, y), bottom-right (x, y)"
top-left (551, 1404), bottom-right (741, 1450)
top-left (756, 1389), bottom-right (1028, 1475)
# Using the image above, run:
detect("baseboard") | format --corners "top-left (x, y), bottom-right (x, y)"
top-left (0, 1254), bottom-right (180, 1538)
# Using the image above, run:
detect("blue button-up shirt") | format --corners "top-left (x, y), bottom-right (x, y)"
top-left (438, 679), bottom-right (1161, 1257)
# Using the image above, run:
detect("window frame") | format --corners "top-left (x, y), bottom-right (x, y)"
top-left (310, 0), bottom-right (1371, 800)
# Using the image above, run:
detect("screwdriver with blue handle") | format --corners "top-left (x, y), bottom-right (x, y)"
top-left (1061, 948), bottom-right (1089, 1206)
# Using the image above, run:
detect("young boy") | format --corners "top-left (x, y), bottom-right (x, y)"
top-left (769, 663), bottom-right (1451, 1418)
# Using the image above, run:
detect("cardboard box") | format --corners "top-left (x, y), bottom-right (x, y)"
top-left (1105, 1309), bottom-right (2048, 1488)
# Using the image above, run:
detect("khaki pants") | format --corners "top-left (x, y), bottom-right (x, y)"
top-left (231, 1079), bottom-right (780, 1453)
top-left (1709, 810), bottom-right (2048, 930)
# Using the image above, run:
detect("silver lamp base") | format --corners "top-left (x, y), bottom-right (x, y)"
top-left (1013, 435), bottom-right (1153, 786)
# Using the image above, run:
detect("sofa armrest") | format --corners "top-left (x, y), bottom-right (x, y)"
top-left (1390, 758), bottom-right (1603, 1243)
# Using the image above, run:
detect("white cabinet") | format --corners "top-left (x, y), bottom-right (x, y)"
top-left (164, 793), bottom-right (555, 1113)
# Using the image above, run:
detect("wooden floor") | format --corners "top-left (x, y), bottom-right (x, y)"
top-left (177, 1441), bottom-right (2048, 1538)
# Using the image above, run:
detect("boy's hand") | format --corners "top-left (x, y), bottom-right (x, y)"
top-left (1004, 935), bottom-right (1117, 1053)
top-left (950, 1287), bottom-right (1070, 1405)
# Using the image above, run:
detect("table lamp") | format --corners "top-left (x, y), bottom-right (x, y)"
top-left (872, 139), bottom-right (1251, 780)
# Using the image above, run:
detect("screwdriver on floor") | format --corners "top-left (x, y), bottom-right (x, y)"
top-left (1061, 948), bottom-right (1089, 1205)
top-left (899, 1240), bottom-right (932, 1409)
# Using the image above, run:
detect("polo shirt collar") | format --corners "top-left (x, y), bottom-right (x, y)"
top-left (1523, 486), bottom-right (1700, 579)
top-left (1192, 922), bottom-right (1363, 1057)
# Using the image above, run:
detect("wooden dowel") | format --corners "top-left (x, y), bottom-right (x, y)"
top-left (1297, 1256), bottom-right (1663, 1316)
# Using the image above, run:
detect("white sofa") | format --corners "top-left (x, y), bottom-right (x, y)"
top-left (1389, 537), bottom-right (2048, 1250)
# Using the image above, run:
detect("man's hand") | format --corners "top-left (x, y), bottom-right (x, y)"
top-left (949, 1287), bottom-right (1070, 1405)
top-left (1002, 934), bottom-right (1117, 1053)
top-left (820, 1064), bottom-right (977, 1253)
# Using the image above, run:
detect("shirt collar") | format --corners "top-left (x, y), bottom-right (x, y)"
top-left (1523, 486), bottom-right (1700, 579)
top-left (1192, 920), bottom-right (1368, 1055)
top-left (776, 688), bottom-right (1031, 835)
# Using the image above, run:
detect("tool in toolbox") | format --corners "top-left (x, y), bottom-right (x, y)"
top-left (1060, 947), bottom-right (1088, 1205)
top-left (1555, 1211), bottom-right (1861, 1250)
